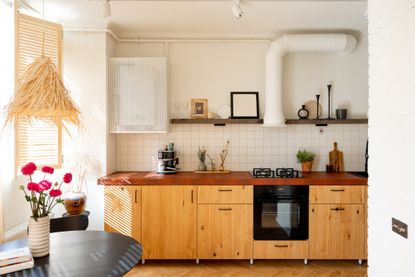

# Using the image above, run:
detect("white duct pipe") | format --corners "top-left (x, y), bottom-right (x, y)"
top-left (263, 34), bottom-right (356, 127)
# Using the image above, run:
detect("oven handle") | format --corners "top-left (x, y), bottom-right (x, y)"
top-left (297, 205), bottom-right (300, 223)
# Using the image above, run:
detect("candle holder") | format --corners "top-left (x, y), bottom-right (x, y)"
top-left (316, 94), bottom-right (320, 120)
top-left (327, 84), bottom-right (333, 120)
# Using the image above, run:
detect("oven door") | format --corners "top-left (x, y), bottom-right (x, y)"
top-left (254, 197), bottom-right (308, 240)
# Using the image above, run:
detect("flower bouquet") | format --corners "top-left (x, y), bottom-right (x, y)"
top-left (19, 162), bottom-right (72, 257)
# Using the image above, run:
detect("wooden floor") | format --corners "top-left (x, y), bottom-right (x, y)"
top-left (126, 260), bottom-right (367, 277)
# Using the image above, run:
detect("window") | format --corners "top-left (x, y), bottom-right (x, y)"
top-left (15, 13), bottom-right (63, 169)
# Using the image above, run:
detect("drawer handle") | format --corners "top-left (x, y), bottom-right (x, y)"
top-left (218, 189), bottom-right (233, 192)
top-left (218, 208), bottom-right (232, 211)
top-left (331, 207), bottom-right (345, 211)
top-left (330, 189), bottom-right (345, 192)
top-left (274, 245), bottom-right (289, 248)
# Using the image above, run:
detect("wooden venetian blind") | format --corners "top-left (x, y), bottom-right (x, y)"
top-left (15, 13), bottom-right (63, 169)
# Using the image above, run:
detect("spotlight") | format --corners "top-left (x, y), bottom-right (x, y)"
top-left (232, 0), bottom-right (243, 19)
top-left (102, 0), bottom-right (111, 17)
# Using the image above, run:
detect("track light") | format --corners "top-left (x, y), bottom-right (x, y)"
top-left (102, 0), bottom-right (111, 17)
top-left (232, 0), bottom-right (243, 19)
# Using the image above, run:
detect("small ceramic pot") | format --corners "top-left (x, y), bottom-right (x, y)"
top-left (301, 161), bottom-right (313, 173)
top-left (28, 216), bottom-right (50, 258)
top-left (198, 161), bottom-right (207, 171)
top-left (336, 109), bottom-right (347, 119)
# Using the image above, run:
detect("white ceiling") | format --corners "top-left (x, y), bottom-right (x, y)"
top-left (23, 0), bottom-right (368, 38)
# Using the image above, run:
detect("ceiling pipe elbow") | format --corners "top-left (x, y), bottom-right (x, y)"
top-left (263, 34), bottom-right (357, 128)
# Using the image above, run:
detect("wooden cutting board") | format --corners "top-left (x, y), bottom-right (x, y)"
top-left (329, 142), bottom-right (344, 171)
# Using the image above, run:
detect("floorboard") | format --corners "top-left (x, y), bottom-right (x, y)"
top-left (126, 260), bottom-right (367, 277)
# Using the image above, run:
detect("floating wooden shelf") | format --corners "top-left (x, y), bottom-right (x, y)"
top-left (170, 118), bottom-right (263, 125)
top-left (170, 118), bottom-right (367, 125)
top-left (285, 119), bottom-right (368, 125)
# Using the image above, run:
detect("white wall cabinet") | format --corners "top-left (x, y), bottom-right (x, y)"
top-left (109, 57), bottom-right (168, 133)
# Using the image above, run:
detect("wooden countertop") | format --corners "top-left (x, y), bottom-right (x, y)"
top-left (97, 171), bottom-right (367, 186)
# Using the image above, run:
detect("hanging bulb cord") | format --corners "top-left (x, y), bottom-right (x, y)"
top-left (41, 0), bottom-right (45, 57)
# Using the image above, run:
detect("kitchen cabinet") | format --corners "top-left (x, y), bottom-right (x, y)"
top-left (197, 185), bottom-right (253, 260)
top-left (141, 186), bottom-right (197, 259)
top-left (198, 185), bottom-right (253, 204)
top-left (254, 241), bottom-right (308, 259)
top-left (198, 204), bottom-right (253, 259)
top-left (104, 186), bottom-right (141, 242)
top-left (309, 186), bottom-right (367, 260)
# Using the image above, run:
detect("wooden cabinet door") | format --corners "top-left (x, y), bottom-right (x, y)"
top-left (310, 186), bottom-right (366, 204)
top-left (104, 186), bottom-right (141, 242)
top-left (309, 204), bottom-right (366, 259)
top-left (198, 204), bottom-right (253, 259)
top-left (142, 186), bottom-right (196, 259)
top-left (198, 185), bottom-right (253, 204)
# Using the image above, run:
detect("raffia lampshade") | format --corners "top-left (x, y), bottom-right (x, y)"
top-left (5, 57), bottom-right (82, 131)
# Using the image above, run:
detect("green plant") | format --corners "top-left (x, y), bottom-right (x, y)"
top-left (197, 146), bottom-right (206, 162)
top-left (296, 150), bottom-right (315, 163)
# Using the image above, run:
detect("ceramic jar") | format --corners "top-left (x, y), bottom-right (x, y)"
top-left (28, 216), bottom-right (50, 258)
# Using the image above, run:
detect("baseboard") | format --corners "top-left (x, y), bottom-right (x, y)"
top-left (5, 222), bottom-right (27, 242)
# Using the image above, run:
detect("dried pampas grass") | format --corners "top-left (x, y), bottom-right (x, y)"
top-left (5, 57), bottom-right (82, 132)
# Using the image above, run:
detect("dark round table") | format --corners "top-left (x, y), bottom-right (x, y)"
top-left (0, 231), bottom-right (142, 277)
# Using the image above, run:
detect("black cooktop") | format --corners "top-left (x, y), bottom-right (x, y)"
top-left (251, 168), bottom-right (302, 178)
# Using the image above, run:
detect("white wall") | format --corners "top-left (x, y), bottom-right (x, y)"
top-left (118, 124), bottom-right (368, 172)
top-left (106, 35), bottom-right (117, 174)
top-left (63, 32), bottom-right (108, 230)
top-left (114, 34), bottom-right (368, 172)
top-left (115, 33), bottom-right (368, 119)
top-left (368, 1), bottom-right (415, 276)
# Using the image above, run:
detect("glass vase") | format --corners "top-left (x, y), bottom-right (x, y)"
top-left (64, 180), bottom-right (87, 215)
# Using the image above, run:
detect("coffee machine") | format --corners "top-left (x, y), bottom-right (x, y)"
top-left (157, 143), bottom-right (179, 174)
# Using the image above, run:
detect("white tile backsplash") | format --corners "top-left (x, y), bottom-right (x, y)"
top-left (116, 124), bottom-right (368, 172)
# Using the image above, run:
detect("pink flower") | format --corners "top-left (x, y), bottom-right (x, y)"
top-left (27, 182), bottom-right (41, 192)
top-left (39, 180), bottom-right (52, 191)
top-left (49, 189), bottom-right (62, 197)
top-left (63, 173), bottom-right (72, 184)
top-left (21, 162), bottom-right (37, 176)
top-left (41, 166), bottom-right (54, 174)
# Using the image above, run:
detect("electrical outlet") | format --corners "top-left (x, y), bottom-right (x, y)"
top-left (392, 218), bottom-right (408, 239)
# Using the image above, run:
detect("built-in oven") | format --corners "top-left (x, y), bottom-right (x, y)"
top-left (254, 185), bottom-right (309, 240)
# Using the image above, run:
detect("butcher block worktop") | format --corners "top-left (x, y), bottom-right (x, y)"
top-left (98, 171), bottom-right (367, 186)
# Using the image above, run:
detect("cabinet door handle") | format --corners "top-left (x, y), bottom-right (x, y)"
top-left (134, 190), bottom-right (138, 204)
top-left (274, 245), bottom-right (289, 248)
top-left (330, 189), bottom-right (345, 192)
top-left (331, 207), bottom-right (345, 211)
top-left (218, 208), bottom-right (232, 211)
top-left (218, 189), bottom-right (232, 192)
top-left (191, 189), bottom-right (194, 204)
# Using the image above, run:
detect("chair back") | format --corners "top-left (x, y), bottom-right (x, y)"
top-left (50, 214), bottom-right (89, 233)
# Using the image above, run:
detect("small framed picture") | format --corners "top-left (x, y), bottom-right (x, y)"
top-left (191, 99), bottom-right (208, 119)
top-left (230, 92), bottom-right (259, 119)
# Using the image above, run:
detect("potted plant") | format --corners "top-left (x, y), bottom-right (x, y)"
top-left (296, 150), bottom-right (315, 173)
top-left (19, 162), bottom-right (72, 257)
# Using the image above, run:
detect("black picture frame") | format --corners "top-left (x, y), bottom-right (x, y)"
top-left (230, 92), bottom-right (259, 119)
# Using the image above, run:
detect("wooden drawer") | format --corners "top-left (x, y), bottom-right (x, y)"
top-left (254, 241), bottom-right (308, 259)
top-left (198, 185), bottom-right (253, 204)
top-left (310, 186), bottom-right (367, 204)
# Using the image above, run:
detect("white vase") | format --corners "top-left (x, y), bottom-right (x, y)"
top-left (28, 216), bottom-right (50, 258)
